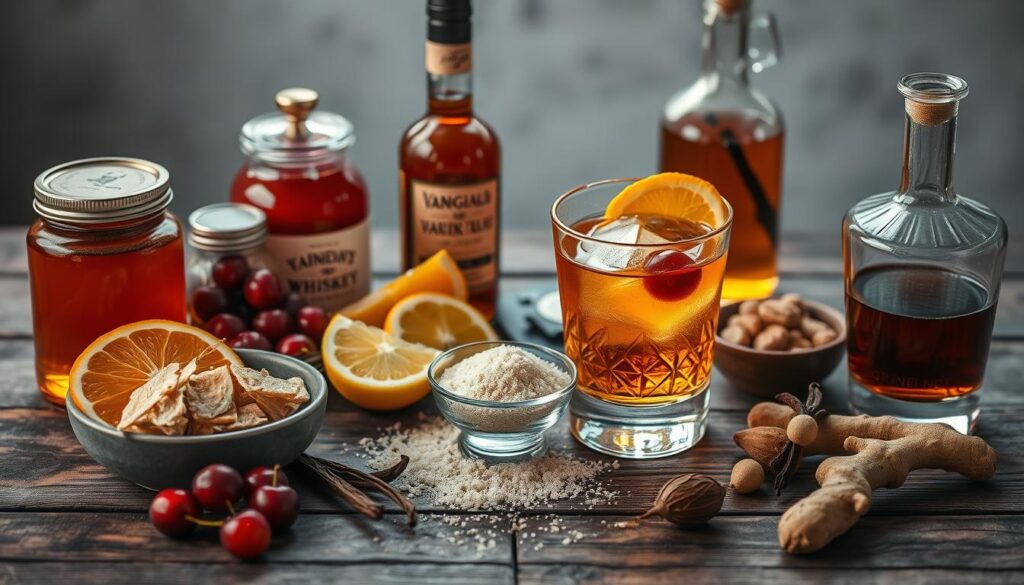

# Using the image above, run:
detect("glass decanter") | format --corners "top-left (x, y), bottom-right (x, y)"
top-left (843, 73), bottom-right (1007, 434)
top-left (659, 0), bottom-right (783, 301)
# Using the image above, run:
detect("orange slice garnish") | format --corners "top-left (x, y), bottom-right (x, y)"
top-left (605, 172), bottom-right (729, 228)
top-left (69, 320), bottom-right (242, 426)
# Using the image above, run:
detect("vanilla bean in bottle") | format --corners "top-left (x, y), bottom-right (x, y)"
top-left (843, 73), bottom-right (1007, 434)
top-left (659, 0), bottom-right (784, 301)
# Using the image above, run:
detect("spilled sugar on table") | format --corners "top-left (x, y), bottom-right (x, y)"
top-left (0, 226), bottom-right (1022, 585)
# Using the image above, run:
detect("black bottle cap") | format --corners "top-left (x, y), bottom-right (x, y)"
top-left (428, 0), bottom-right (472, 44)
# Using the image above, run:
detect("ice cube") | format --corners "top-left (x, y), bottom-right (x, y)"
top-left (575, 217), bottom-right (673, 271)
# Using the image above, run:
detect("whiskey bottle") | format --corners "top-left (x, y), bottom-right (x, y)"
top-left (400, 0), bottom-right (501, 318)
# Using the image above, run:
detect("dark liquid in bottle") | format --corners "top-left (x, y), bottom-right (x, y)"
top-left (846, 264), bottom-right (997, 402)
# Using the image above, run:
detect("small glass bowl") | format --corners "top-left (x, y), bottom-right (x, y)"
top-left (428, 341), bottom-right (577, 462)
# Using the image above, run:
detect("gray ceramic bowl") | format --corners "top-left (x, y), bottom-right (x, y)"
top-left (67, 349), bottom-right (327, 490)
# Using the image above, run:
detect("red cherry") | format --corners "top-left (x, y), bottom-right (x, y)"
top-left (276, 333), bottom-right (317, 357)
top-left (228, 331), bottom-right (273, 351)
top-left (642, 250), bottom-right (702, 301)
top-left (211, 255), bottom-right (251, 289)
top-left (250, 484), bottom-right (300, 533)
top-left (220, 509), bottom-right (272, 559)
top-left (283, 292), bottom-right (305, 318)
top-left (192, 286), bottom-right (229, 322)
top-left (296, 306), bottom-right (328, 340)
top-left (149, 488), bottom-right (201, 538)
top-left (191, 464), bottom-right (244, 513)
top-left (206, 313), bottom-right (247, 340)
top-left (244, 465), bottom-right (289, 497)
top-left (252, 309), bottom-right (293, 342)
top-left (244, 269), bottom-right (285, 310)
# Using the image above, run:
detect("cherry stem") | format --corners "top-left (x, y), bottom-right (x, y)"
top-left (226, 500), bottom-right (237, 516)
top-left (272, 464), bottom-right (280, 487)
top-left (185, 515), bottom-right (225, 528)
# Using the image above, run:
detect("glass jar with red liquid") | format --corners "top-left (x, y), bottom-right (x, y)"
top-left (231, 88), bottom-right (370, 313)
top-left (27, 158), bottom-right (187, 405)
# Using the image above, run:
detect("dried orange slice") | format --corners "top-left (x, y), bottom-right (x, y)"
top-left (69, 320), bottom-right (242, 426)
top-left (322, 314), bottom-right (438, 411)
top-left (605, 172), bottom-right (729, 228)
top-left (340, 250), bottom-right (468, 328)
top-left (384, 292), bottom-right (498, 350)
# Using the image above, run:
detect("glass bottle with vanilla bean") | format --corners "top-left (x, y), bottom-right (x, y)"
top-left (659, 0), bottom-right (783, 301)
top-left (843, 73), bottom-right (1007, 434)
top-left (400, 0), bottom-right (501, 319)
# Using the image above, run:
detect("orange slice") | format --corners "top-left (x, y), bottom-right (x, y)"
top-left (605, 172), bottom-right (729, 228)
top-left (69, 320), bottom-right (242, 426)
top-left (340, 250), bottom-right (468, 328)
top-left (384, 292), bottom-right (498, 350)
top-left (322, 314), bottom-right (439, 411)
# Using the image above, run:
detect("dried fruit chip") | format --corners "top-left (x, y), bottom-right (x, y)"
top-left (223, 403), bottom-right (270, 431)
top-left (118, 361), bottom-right (196, 435)
top-left (186, 365), bottom-right (237, 425)
top-left (230, 365), bottom-right (309, 421)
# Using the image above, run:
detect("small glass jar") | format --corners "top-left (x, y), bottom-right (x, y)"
top-left (28, 157), bottom-right (187, 406)
top-left (186, 203), bottom-right (272, 324)
top-left (230, 88), bottom-right (371, 313)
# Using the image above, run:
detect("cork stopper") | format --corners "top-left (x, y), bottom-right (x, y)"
top-left (898, 73), bottom-right (969, 126)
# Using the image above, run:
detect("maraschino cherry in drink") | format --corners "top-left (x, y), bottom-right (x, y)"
top-left (232, 88), bottom-right (370, 313)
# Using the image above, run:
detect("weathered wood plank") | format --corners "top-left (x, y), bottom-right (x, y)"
top-left (0, 562), bottom-right (515, 585)
top-left (515, 515), bottom-right (1024, 569)
top-left (519, 566), bottom-right (1024, 585)
top-left (0, 512), bottom-right (512, 565)
top-left (2, 407), bottom-right (1019, 516)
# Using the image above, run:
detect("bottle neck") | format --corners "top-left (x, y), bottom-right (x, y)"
top-left (898, 112), bottom-right (958, 203)
top-left (428, 68), bottom-right (473, 116)
top-left (700, 6), bottom-right (749, 88)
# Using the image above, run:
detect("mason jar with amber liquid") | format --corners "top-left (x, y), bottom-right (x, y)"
top-left (659, 0), bottom-right (783, 301)
top-left (27, 158), bottom-right (187, 405)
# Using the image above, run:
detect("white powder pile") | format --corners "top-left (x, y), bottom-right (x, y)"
top-left (438, 345), bottom-right (571, 402)
top-left (359, 415), bottom-right (618, 511)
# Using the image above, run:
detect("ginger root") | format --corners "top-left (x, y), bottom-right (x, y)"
top-left (735, 401), bottom-right (998, 554)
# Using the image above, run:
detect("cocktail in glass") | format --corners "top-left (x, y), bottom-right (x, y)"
top-left (551, 177), bottom-right (732, 458)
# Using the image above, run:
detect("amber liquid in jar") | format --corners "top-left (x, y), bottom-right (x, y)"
top-left (27, 215), bottom-right (187, 404)
top-left (660, 113), bottom-right (783, 301)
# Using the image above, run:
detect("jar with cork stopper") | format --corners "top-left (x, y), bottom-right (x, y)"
top-left (231, 88), bottom-right (370, 313)
top-left (843, 73), bottom-right (1007, 434)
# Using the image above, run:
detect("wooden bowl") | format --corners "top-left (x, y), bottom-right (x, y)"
top-left (713, 298), bottom-right (847, 398)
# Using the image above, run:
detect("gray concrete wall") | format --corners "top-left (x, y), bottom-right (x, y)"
top-left (2, 0), bottom-right (1020, 240)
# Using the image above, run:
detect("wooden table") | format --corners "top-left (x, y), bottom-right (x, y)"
top-left (1, 228), bottom-right (1022, 584)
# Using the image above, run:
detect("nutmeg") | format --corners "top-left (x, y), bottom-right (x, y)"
top-left (800, 316), bottom-right (830, 338)
top-left (754, 324), bottom-right (789, 351)
top-left (757, 300), bottom-right (802, 328)
top-left (720, 325), bottom-right (751, 346)
top-left (733, 313), bottom-right (763, 337)
top-left (812, 329), bottom-right (838, 347)
top-left (787, 414), bottom-right (819, 446)
top-left (637, 473), bottom-right (725, 528)
top-left (779, 293), bottom-right (804, 311)
top-left (730, 459), bottom-right (765, 494)
top-left (739, 300), bottom-right (760, 316)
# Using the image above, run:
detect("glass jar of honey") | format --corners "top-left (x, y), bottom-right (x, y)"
top-left (186, 203), bottom-right (272, 326)
top-left (27, 157), bottom-right (187, 405)
top-left (230, 88), bottom-right (371, 313)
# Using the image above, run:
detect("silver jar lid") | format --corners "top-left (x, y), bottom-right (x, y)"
top-left (188, 203), bottom-right (267, 252)
top-left (239, 88), bottom-right (355, 164)
top-left (33, 157), bottom-right (173, 224)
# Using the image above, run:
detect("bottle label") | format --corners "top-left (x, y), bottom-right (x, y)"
top-left (426, 41), bottom-right (472, 76)
top-left (264, 218), bottom-right (371, 313)
top-left (409, 179), bottom-right (497, 293)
